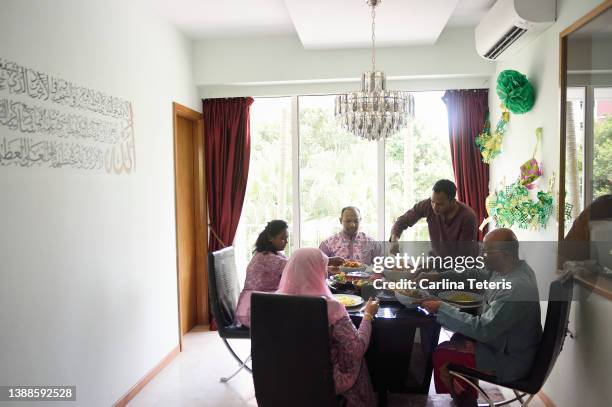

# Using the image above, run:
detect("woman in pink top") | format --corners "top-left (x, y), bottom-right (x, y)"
top-left (235, 220), bottom-right (289, 327)
top-left (277, 248), bottom-right (379, 407)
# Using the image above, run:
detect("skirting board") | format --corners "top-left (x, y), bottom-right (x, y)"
top-left (113, 345), bottom-right (180, 407)
top-left (537, 390), bottom-right (556, 407)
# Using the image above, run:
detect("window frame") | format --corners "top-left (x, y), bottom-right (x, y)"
top-left (248, 92), bottom-right (450, 251)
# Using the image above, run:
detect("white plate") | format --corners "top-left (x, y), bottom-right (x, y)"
top-left (395, 289), bottom-right (430, 309)
top-left (346, 271), bottom-right (371, 279)
top-left (447, 302), bottom-right (482, 309)
top-left (339, 265), bottom-right (368, 274)
top-left (333, 294), bottom-right (364, 308)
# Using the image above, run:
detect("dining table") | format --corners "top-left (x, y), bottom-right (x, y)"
top-left (329, 265), bottom-right (486, 406)
top-left (337, 283), bottom-right (441, 407)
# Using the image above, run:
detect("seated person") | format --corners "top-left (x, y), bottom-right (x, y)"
top-left (389, 179), bottom-right (478, 259)
top-left (319, 206), bottom-right (383, 266)
top-left (562, 194), bottom-right (612, 261)
top-left (235, 220), bottom-right (289, 327)
top-left (416, 229), bottom-right (542, 407)
top-left (277, 248), bottom-right (379, 407)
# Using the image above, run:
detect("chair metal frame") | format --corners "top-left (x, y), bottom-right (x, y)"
top-left (448, 371), bottom-right (536, 407)
top-left (220, 344), bottom-right (251, 382)
top-left (208, 247), bottom-right (252, 383)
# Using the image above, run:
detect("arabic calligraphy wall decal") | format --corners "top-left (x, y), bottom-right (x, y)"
top-left (0, 58), bottom-right (136, 174)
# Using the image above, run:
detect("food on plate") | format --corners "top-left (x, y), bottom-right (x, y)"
top-left (342, 260), bottom-right (363, 268)
top-left (353, 279), bottom-right (369, 288)
top-left (330, 272), bottom-right (370, 288)
top-left (331, 272), bottom-right (347, 284)
top-left (335, 295), bottom-right (361, 307)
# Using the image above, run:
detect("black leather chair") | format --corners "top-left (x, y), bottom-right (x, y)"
top-left (448, 273), bottom-right (574, 407)
top-left (208, 247), bottom-right (251, 382)
top-left (250, 292), bottom-right (340, 407)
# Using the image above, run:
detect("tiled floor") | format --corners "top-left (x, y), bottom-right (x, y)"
top-left (129, 326), bottom-right (546, 407)
top-left (129, 326), bottom-right (257, 407)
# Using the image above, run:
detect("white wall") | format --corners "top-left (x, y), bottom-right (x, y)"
top-left (488, 0), bottom-right (605, 241)
top-left (489, 0), bottom-right (612, 405)
top-left (193, 27), bottom-right (496, 97)
top-left (0, 1), bottom-right (199, 406)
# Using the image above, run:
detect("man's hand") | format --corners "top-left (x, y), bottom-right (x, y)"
top-left (328, 256), bottom-right (345, 267)
top-left (413, 298), bottom-right (442, 314)
top-left (415, 271), bottom-right (442, 283)
top-left (389, 240), bottom-right (400, 255)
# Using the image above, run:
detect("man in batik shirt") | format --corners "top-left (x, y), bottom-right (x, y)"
top-left (319, 206), bottom-right (383, 266)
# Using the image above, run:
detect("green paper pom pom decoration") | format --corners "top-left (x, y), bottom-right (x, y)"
top-left (496, 70), bottom-right (535, 114)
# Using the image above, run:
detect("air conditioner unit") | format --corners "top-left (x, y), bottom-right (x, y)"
top-left (475, 0), bottom-right (557, 61)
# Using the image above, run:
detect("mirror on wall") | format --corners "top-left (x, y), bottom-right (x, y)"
top-left (560, 2), bottom-right (612, 239)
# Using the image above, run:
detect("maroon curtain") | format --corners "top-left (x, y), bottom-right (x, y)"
top-left (442, 90), bottom-right (489, 241)
top-left (203, 97), bottom-right (254, 252)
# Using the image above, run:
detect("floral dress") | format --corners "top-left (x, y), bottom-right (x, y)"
top-left (329, 315), bottom-right (377, 407)
top-left (234, 251), bottom-right (288, 327)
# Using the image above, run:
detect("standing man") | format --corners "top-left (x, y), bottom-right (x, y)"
top-left (319, 206), bottom-right (383, 266)
top-left (389, 179), bottom-right (478, 258)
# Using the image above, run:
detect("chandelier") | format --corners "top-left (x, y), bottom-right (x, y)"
top-left (335, 0), bottom-right (415, 141)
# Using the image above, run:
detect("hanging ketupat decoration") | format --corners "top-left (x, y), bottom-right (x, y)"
top-left (475, 108), bottom-right (509, 163)
top-left (480, 178), bottom-right (555, 230)
top-left (480, 128), bottom-right (556, 231)
top-left (476, 70), bottom-right (536, 164)
top-left (519, 127), bottom-right (544, 189)
top-left (477, 72), bottom-right (555, 229)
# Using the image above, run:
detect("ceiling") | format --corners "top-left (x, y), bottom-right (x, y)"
top-left (153, 0), bottom-right (496, 48)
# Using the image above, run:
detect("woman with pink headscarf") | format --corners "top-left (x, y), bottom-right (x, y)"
top-left (277, 248), bottom-right (379, 407)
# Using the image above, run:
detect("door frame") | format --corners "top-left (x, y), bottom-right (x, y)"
top-left (172, 102), bottom-right (208, 351)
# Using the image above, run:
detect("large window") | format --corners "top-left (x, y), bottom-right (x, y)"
top-left (237, 92), bottom-right (454, 272)
top-left (385, 91), bottom-right (454, 240)
top-left (299, 95), bottom-right (378, 247)
top-left (234, 97), bottom-right (293, 278)
top-left (593, 87), bottom-right (612, 200)
top-left (565, 86), bottom-right (612, 232)
top-left (565, 87), bottom-right (586, 228)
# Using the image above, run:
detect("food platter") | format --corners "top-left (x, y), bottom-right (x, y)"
top-left (437, 290), bottom-right (483, 309)
top-left (339, 260), bottom-right (368, 274)
top-left (328, 271), bottom-right (370, 291)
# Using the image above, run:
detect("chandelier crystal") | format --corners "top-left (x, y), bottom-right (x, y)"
top-left (335, 0), bottom-right (415, 141)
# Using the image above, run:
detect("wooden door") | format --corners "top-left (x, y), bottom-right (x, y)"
top-left (173, 103), bottom-right (208, 347)
top-left (176, 115), bottom-right (197, 335)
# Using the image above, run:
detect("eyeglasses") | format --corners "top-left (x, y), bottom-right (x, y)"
top-left (481, 249), bottom-right (506, 257)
